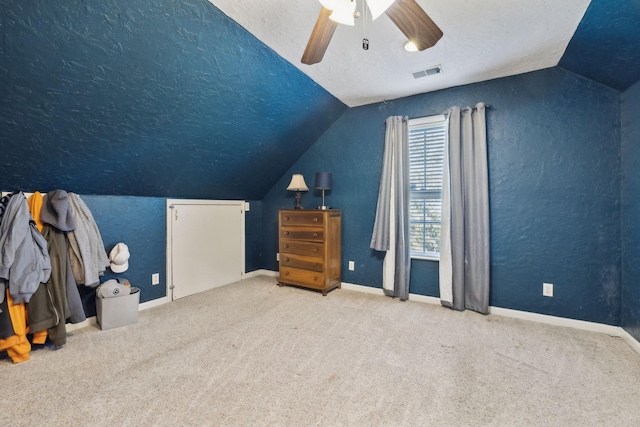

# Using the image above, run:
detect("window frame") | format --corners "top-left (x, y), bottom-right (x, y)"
top-left (408, 114), bottom-right (448, 261)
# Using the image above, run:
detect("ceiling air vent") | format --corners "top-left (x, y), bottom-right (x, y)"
top-left (412, 65), bottom-right (442, 79)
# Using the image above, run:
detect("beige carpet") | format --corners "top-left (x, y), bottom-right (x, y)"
top-left (2, 275), bottom-right (640, 426)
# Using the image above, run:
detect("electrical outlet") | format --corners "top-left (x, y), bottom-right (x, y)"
top-left (543, 282), bottom-right (553, 297)
top-left (276, 253), bottom-right (279, 262)
top-left (348, 261), bottom-right (355, 271)
top-left (152, 273), bottom-right (160, 285)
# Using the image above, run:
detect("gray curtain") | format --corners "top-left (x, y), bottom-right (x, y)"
top-left (439, 103), bottom-right (490, 313)
top-left (370, 116), bottom-right (411, 300)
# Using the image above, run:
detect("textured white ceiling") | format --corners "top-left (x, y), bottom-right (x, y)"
top-left (208, 0), bottom-right (591, 107)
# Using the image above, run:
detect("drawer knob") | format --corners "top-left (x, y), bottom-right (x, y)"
top-left (313, 263), bottom-right (318, 267)
top-left (284, 231), bottom-right (289, 235)
top-left (314, 276), bottom-right (318, 281)
top-left (284, 257), bottom-right (289, 262)
top-left (313, 248), bottom-right (318, 253)
top-left (284, 271), bottom-right (289, 276)
top-left (313, 218), bottom-right (318, 222)
top-left (313, 232), bottom-right (318, 237)
top-left (284, 216), bottom-right (290, 221)
top-left (285, 244), bottom-right (289, 249)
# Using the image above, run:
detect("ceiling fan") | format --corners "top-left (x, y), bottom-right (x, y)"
top-left (302, 0), bottom-right (443, 65)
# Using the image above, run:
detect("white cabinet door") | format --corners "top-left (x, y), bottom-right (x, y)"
top-left (167, 200), bottom-right (244, 300)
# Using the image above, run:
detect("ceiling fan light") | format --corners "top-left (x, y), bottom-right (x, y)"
top-left (329, 0), bottom-right (356, 26)
top-left (366, 0), bottom-right (395, 21)
top-left (403, 40), bottom-right (418, 52)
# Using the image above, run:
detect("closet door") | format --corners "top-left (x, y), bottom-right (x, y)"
top-left (167, 200), bottom-right (245, 300)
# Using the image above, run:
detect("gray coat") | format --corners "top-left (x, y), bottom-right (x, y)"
top-left (67, 193), bottom-right (110, 287)
top-left (0, 193), bottom-right (51, 304)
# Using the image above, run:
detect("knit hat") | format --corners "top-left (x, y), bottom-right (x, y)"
top-left (40, 190), bottom-right (76, 232)
top-left (109, 243), bottom-right (130, 273)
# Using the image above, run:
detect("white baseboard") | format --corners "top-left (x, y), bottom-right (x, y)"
top-left (339, 279), bottom-right (640, 356)
top-left (488, 306), bottom-right (621, 336)
top-left (245, 269), bottom-right (278, 279)
top-left (340, 281), bottom-right (386, 296)
top-left (620, 328), bottom-right (640, 354)
top-left (341, 281), bottom-right (442, 305)
top-left (67, 317), bottom-right (98, 332)
top-left (139, 296), bottom-right (170, 311)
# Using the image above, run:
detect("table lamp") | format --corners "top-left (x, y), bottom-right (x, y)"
top-left (314, 172), bottom-right (332, 210)
top-left (287, 174), bottom-right (309, 209)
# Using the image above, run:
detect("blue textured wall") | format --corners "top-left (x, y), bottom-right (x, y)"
top-left (0, 0), bottom-right (634, 330)
top-left (262, 67), bottom-right (622, 325)
top-left (559, 0), bottom-right (640, 91)
top-left (0, 0), bottom-right (346, 199)
top-left (621, 80), bottom-right (640, 340)
top-left (77, 195), bottom-right (262, 317)
top-left (245, 200), bottom-right (263, 272)
top-left (79, 195), bottom-right (166, 317)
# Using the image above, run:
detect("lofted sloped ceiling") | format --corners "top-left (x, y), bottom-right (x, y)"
top-left (210, 0), bottom-right (593, 108)
top-left (0, 0), bottom-right (347, 200)
top-left (559, 0), bottom-right (640, 91)
top-left (1, 0), bottom-right (639, 201)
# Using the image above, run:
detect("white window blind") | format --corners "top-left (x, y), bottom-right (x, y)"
top-left (408, 115), bottom-right (447, 259)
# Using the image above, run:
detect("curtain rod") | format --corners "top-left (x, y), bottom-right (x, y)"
top-left (442, 103), bottom-right (492, 115)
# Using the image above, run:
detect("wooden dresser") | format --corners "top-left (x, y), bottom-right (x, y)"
top-left (278, 209), bottom-right (342, 296)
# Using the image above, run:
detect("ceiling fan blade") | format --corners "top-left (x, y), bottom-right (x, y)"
top-left (385, 0), bottom-right (443, 51)
top-left (302, 7), bottom-right (338, 65)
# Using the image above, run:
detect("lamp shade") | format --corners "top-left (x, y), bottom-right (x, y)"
top-left (319, 0), bottom-right (340, 9)
top-left (366, 0), bottom-right (395, 20)
top-left (329, 0), bottom-right (356, 25)
top-left (320, 0), bottom-right (393, 21)
top-left (287, 174), bottom-right (309, 191)
top-left (314, 172), bottom-right (332, 190)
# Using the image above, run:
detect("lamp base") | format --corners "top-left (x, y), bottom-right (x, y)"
top-left (294, 191), bottom-right (304, 209)
top-left (317, 205), bottom-right (329, 210)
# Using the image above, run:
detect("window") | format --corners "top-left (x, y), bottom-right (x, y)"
top-left (408, 115), bottom-right (447, 260)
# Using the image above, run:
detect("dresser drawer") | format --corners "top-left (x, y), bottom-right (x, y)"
top-left (280, 267), bottom-right (325, 288)
top-left (280, 240), bottom-right (324, 258)
top-left (280, 253), bottom-right (323, 272)
top-left (280, 227), bottom-right (324, 242)
top-left (278, 209), bottom-right (341, 296)
top-left (280, 212), bottom-right (324, 226)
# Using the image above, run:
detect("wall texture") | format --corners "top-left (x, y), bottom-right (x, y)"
top-left (0, 0), bottom-right (346, 199)
top-left (559, 0), bottom-right (640, 91)
top-left (80, 195), bottom-right (166, 317)
top-left (245, 200), bottom-right (263, 273)
top-left (621, 79), bottom-right (640, 340)
top-left (80, 195), bottom-right (261, 318)
top-left (262, 67), bottom-right (622, 325)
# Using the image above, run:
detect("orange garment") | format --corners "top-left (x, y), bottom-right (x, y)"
top-left (27, 191), bottom-right (48, 344)
top-left (0, 290), bottom-right (30, 363)
top-left (27, 191), bottom-right (44, 232)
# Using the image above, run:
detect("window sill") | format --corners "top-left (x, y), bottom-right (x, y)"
top-left (411, 254), bottom-right (440, 262)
